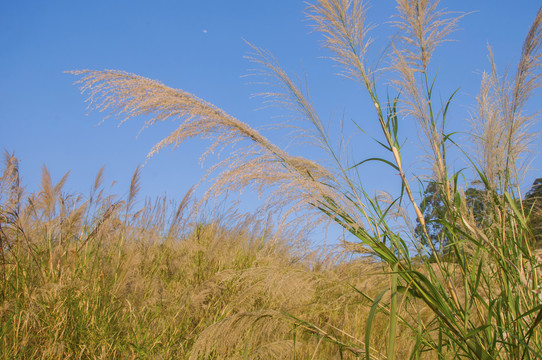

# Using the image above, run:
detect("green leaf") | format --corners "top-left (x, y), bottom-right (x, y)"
top-left (505, 191), bottom-right (528, 229)
top-left (366, 290), bottom-right (388, 360)
top-left (349, 157), bottom-right (400, 172)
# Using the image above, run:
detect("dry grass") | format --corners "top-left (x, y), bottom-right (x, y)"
top-left (3, 0), bottom-right (542, 359)
top-left (470, 9), bottom-right (542, 191)
top-left (0, 160), bottom-right (427, 359)
top-left (67, 0), bottom-right (542, 357)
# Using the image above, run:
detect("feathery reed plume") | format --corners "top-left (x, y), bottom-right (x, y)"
top-left (165, 186), bottom-right (193, 241)
top-left (69, 69), bottom-right (289, 163)
top-left (126, 165), bottom-right (141, 212)
top-left (0, 151), bottom-right (21, 211)
top-left (189, 310), bottom-right (292, 360)
top-left (0, 152), bottom-right (22, 257)
top-left (513, 7), bottom-right (542, 116)
top-left (392, 0), bottom-right (461, 72)
top-left (245, 43), bottom-right (328, 151)
top-left (471, 67), bottom-right (507, 188)
top-left (89, 165), bottom-right (105, 206)
top-left (93, 166), bottom-right (105, 193)
top-left (307, 0), bottom-right (374, 88)
top-left (471, 7), bottom-right (541, 190)
top-left (70, 69), bottom-right (349, 235)
top-left (390, 0), bottom-right (462, 188)
top-left (38, 165), bottom-right (70, 222)
top-left (246, 40), bottom-right (382, 234)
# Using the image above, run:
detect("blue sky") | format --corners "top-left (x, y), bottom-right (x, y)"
top-left (1, 1), bottom-right (541, 224)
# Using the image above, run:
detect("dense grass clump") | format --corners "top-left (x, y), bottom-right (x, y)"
top-left (3, 0), bottom-right (542, 359)
top-left (0, 160), bottom-right (420, 359)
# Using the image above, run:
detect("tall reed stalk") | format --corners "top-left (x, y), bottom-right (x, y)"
top-left (70, 0), bottom-right (542, 358)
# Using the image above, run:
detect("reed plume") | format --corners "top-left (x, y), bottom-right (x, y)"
top-left (69, 67), bottom-right (362, 238)
top-left (471, 8), bottom-right (542, 191)
top-left (307, 0), bottom-right (374, 88)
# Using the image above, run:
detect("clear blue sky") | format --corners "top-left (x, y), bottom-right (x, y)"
top-left (1, 1), bottom-right (540, 220)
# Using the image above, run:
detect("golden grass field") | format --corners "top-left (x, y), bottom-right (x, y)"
top-left (2, 0), bottom-right (542, 358)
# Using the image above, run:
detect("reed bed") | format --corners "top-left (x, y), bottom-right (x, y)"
top-left (2, 0), bottom-right (542, 358)
top-left (0, 159), bottom-right (417, 359)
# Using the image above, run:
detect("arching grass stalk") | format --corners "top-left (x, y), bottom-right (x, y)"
top-left (70, 0), bottom-right (542, 358)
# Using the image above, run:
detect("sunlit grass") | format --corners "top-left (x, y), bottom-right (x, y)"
top-left (2, 0), bottom-right (542, 358)
top-left (0, 163), bottom-right (407, 359)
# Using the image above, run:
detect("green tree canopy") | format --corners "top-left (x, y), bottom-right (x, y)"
top-left (414, 181), bottom-right (487, 257)
top-left (416, 178), bottom-right (542, 256)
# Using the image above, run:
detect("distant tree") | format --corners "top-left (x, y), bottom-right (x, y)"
top-left (415, 181), bottom-right (487, 257)
top-left (416, 178), bottom-right (542, 256)
top-left (414, 181), bottom-right (446, 254)
top-left (523, 178), bottom-right (542, 246)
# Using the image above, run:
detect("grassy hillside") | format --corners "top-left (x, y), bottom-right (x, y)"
top-left (3, 0), bottom-right (542, 358)
top-left (0, 162), bottom-right (419, 359)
